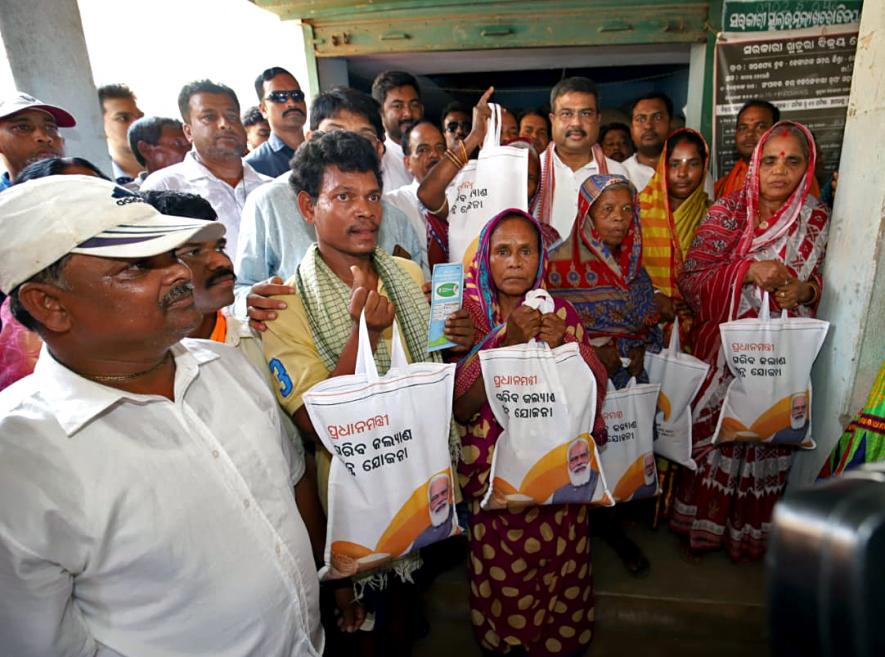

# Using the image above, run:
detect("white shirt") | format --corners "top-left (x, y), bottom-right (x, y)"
top-left (622, 152), bottom-right (717, 197)
top-left (382, 135), bottom-right (412, 191)
top-left (0, 340), bottom-right (323, 657)
top-left (384, 180), bottom-right (424, 248)
top-left (141, 150), bottom-right (271, 257)
top-left (540, 147), bottom-right (630, 239)
top-left (622, 153), bottom-right (656, 192)
top-left (224, 313), bottom-right (306, 482)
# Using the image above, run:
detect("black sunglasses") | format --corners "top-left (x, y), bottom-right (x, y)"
top-left (445, 120), bottom-right (471, 133)
top-left (266, 90), bottom-right (305, 104)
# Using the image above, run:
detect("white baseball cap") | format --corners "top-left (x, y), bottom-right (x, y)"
top-left (0, 175), bottom-right (225, 294)
top-left (0, 92), bottom-right (76, 127)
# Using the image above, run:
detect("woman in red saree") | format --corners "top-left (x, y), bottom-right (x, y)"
top-left (453, 208), bottom-right (607, 656)
top-left (670, 121), bottom-right (829, 561)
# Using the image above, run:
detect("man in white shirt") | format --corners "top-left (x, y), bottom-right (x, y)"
top-left (533, 76), bottom-right (629, 240)
top-left (0, 176), bottom-right (323, 657)
top-left (371, 70), bottom-right (424, 191)
top-left (383, 119), bottom-right (448, 250)
top-left (623, 92), bottom-right (715, 196)
top-left (141, 79), bottom-right (271, 256)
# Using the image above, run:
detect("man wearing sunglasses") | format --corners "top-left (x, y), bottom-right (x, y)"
top-left (246, 67), bottom-right (308, 178)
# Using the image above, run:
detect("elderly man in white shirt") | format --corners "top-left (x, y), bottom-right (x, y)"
top-left (532, 76), bottom-right (630, 242)
top-left (0, 176), bottom-right (322, 657)
top-left (371, 70), bottom-right (424, 191)
top-left (141, 79), bottom-right (270, 257)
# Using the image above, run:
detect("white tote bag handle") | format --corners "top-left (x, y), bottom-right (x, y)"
top-left (355, 310), bottom-right (380, 381)
top-left (389, 319), bottom-right (410, 370)
top-left (668, 315), bottom-right (681, 354)
top-left (482, 103), bottom-right (502, 150)
top-left (759, 290), bottom-right (771, 321)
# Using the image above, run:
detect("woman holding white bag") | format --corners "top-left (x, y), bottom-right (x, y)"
top-left (670, 121), bottom-right (829, 561)
top-left (453, 209), bottom-right (608, 657)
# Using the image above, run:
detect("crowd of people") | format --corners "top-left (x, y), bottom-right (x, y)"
top-left (0, 63), bottom-right (844, 657)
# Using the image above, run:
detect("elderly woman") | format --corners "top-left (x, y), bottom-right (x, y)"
top-left (670, 121), bottom-right (829, 561)
top-left (547, 174), bottom-right (667, 387)
top-left (545, 174), bottom-right (666, 576)
top-left (453, 208), bottom-right (607, 656)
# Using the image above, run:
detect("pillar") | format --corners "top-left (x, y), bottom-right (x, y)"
top-left (0, 0), bottom-right (111, 173)
top-left (790, 1), bottom-right (885, 486)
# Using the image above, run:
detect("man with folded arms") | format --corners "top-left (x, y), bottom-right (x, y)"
top-left (0, 176), bottom-right (322, 657)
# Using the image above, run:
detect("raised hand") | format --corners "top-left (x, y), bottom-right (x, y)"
top-left (348, 265), bottom-right (395, 333)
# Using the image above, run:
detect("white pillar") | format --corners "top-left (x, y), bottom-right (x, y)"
top-left (0, 0), bottom-right (111, 174)
top-left (789, 3), bottom-right (885, 487)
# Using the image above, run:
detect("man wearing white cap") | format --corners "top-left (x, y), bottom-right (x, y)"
top-left (0, 176), bottom-right (323, 656)
top-left (0, 92), bottom-right (76, 190)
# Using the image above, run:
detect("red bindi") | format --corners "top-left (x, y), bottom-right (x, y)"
top-left (779, 150), bottom-right (785, 157)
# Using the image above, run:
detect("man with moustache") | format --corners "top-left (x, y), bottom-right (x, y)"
top-left (383, 119), bottom-right (449, 265)
top-left (622, 93), bottom-right (674, 192)
top-left (372, 70), bottom-right (424, 191)
top-left (0, 92), bottom-right (74, 191)
top-left (532, 77), bottom-right (629, 240)
top-left (440, 101), bottom-right (472, 154)
top-left (0, 176), bottom-right (323, 656)
top-left (714, 99), bottom-right (781, 199)
top-left (518, 108), bottom-right (551, 154)
top-left (127, 116), bottom-right (191, 188)
top-left (141, 79), bottom-right (271, 258)
top-left (246, 67), bottom-right (307, 178)
top-left (233, 87), bottom-right (427, 322)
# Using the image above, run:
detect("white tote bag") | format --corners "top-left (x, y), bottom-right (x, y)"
top-left (303, 312), bottom-right (459, 580)
top-left (599, 378), bottom-right (661, 503)
top-left (713, 291), bottom-right (829, 448)
top-left (447, 102), bottom-right (528, 263)
top-left (478, 338), bottom-right (612, 511)
top-left (643, 318), bottom-right (710, 470)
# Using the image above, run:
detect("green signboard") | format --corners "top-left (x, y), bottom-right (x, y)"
top-left (723, 1), bottom-right (862, 32)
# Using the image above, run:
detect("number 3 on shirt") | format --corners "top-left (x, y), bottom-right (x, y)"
top-left (268, 358), bottom-right (294, 397)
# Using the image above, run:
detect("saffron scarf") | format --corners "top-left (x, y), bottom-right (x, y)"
top-left (714, 158), bottom-right (748, 200)
top-left (532, 141), bottom-right (608, 227)
top-left (638, 128), bottom-right (711, 298)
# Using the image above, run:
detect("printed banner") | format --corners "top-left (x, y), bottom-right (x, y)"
top-left (713, 24), bottom-right (858, 180)
top-left (722, 1), bottom-right (862, 33)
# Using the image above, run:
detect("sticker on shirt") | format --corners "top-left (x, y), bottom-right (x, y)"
top-left (268, 358), bottom-right (293, 397)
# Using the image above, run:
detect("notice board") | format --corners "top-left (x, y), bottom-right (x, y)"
top-left (713, 24), bottom-right (859, 181)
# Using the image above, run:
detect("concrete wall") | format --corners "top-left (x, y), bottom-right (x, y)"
top-left (790, 1), bottom-right (885, 486)
top-left (0, 0), bottom-right (111, 173)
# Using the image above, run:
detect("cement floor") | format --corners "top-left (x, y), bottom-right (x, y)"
top-left (413, 516), bottom-right (769, 657)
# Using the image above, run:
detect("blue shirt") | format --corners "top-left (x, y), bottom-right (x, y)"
top-left (232, 175), bottom-right (429, 319)
top-left (245, 133), bottom-right (296, 179)
top-left (0, 173), bottom-right (11, 192)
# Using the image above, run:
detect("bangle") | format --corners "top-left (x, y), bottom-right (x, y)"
top-left (430, 197), bottom-right (449, 216)
top-left (444, 149), bottom-right (465, 169)
top-left (804, 281), bottom-right (820, 305)
top-left (457, 139), bottom-right (469, 163)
